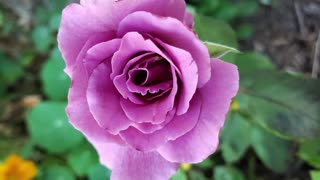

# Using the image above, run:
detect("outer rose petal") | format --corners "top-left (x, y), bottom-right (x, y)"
top-left (89, 141), bottom-right (179, 180)
top-left (119, 94), bottom-right (201, 152)
top-left (58, 0), bottom-right (187, 74)
top-left (184, 12), bottom-right (194, 29)
top-left (118, 11), bottom-right (211, 87)
top-left (87, 63), bottom-right (132, 134)
top-left (158, 59), bottom-right (239, 163)
top-left (67, 61), bottom-right (123, 144)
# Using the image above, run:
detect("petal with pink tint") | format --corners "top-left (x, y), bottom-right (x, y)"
top-left (89, 140), bottom-right (179, 180)
top-left (184, 12), bottom-right (194, 29)
top-left (67, 61), bottom-right (122, 144)
top-left (119, 66), bottom-right (177, 124)
top-left (118, 11), bottom-right (211, 87)
top-left (87, 62), bottom-right (132, 135)
top-left (58, 0), bottom-right (187, 74)
top-left (119, 94), bottom-right (201, 152)
top-left (112, 32), bottom-right (179, 124)
top-left (153, 38), bottom-right (198, 115)
top-left (158, 59), bottom-right (239, 163)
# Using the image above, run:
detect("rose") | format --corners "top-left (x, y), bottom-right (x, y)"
top-left (58, 0), bottom-right (239, 179)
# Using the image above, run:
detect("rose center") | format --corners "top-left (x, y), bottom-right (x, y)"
top-left (127, 55), bottom-right (173, 101)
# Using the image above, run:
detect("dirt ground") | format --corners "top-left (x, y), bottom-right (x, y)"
top-left (244, 0), bottom-right (320, 78)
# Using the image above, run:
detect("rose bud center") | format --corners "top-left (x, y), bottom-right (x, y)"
top-left (127, 55), bottom-right (173, 101)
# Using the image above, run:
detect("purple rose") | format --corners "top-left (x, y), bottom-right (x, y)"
top-left (58, 0), bottom-right (239, 179)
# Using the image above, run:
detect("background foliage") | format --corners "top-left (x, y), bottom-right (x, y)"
top-left (0, 0), bottom-right (320, 179)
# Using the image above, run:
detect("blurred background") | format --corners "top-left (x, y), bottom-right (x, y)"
top-left (0, 0), bottom-right (320, 179)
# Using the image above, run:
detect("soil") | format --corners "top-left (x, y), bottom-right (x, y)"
top-left (243, 0), bottom-right (320, 77)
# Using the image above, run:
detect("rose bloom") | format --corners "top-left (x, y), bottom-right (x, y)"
top-left (58, 0), bottom-right (239, 179)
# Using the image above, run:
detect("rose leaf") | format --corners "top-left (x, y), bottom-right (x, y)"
top-left (241, 70), bottom-right (320, 140)
top-left (67, 142), bottom-right (99, 176)
top-left (251, 125), bottom-right (294, 173)
top-left (298, 138), bottom-right (320, 169)
top-left (214, 166), bottom-right (245, 180)
top-left (204, 41), bottom-right (240, 59)
top-left (220, 112), bottom-right (252, 163)
top-left (88, 164), bottom-right (111, 180)
top-left (41, 47), bottom-right (70, 101)
top-left (27, 102), bottom-right (83, 153)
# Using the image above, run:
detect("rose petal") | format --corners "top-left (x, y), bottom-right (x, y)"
top-left (84, 39), bottom-right (121, 75)
top-left (120, 66), bottom-right (177, 124)
top-left (89, 140), bottom-right (178, 180)
top-left (158, 59), bottom-right (239, 163)
top-left (119, 93), bottom-right (201, 152)
top-left (58, 0), bottom-right (187, 73)
top-left (113, 53), bottom-right (156, 105)
top-left (67, 61), bottom-right (122, 144)
top-left (118, 11), bottom-right (211, 87)
top-left (153, 38), bottom-right (198, 115)
top-left (112, 32), bottom-right (179, 124)
top-left (87, 62), bottom-right (132, 135)
top-left (184, 12), bottom-right (194, 29)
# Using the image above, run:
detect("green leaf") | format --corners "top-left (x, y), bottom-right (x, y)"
top-left (236, 24), bottom-right (253, 40)
top-left (41, 165), bottom-right (75, 180)
top-left (41, 47), bottom-right (70, 101)
top-left (235, 52), bottom-right (275, 77)
top-left (214, 2), bottom-right (240, 21)
top-left (214, 166), bottom-right (245, 180)
top-left (194, 15), bottom-right (238, 63)
top-left (236, 1), bottom-right (259, 17)
top-left (27, 102), bottom-right (83, 153)
top-left (251, 125), bottom-right (293, 173)
top-left (195, 15), bottom-right (238, 48)
top-left (311, 171), bottom-right (320, 180)
top-left (220, 113), bottom-right (252, 163)
top-left (67, 142), bottom-right (99, 176)
top-left (32, 26), bottom-right (52, 52)
top-left (195, 158), bottom-right (214, 169)
top-left (171, 169), bottom-right (187, 180)
top-left (189, 170), bottom-right (206, 180)
top-left (88, 164), bottom-right (111, 180)
top-left (298, 138), bottom-right (320, 168)
top-left (49, 14), bottom-right (61, 31)
top-left (0, 54), bottom-right (23, 85)
top-left (242, 70), bottom-right (320, 139)
top-left (204, 41), bottom-right (239, 58)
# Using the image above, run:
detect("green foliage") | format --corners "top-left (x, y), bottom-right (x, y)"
top-left (32, 26), bottom-right (52, 52)
top-left (242, 71), bottom-right (320, 140)
top-left (236, 23), bottom-right (254, 40)
top-left (193, 0), bottom-right (258, 22)
top-left (195, 15), bottom-right (238, 48)
top-left (88, 164), bottom-right (112, 180)
top-left (40, 165), bottom-right (75, 180)
top-left (298, 139), bottom-right (320, 169)
top-left (67, 142), bottom-right (99, 176)
top-left (171, 169), bottom-right (187, 180)
top-left (214, 166), bottom-right (245, 180)
top-left (235, 52), bottom-right (275, 76)
top-left (251, 125), bottom-right (293, 173)
top-left (311, 171), bottom-right (320, 180)
top-left (27, 102), bottom-right (83, 153)
top-left (204, 41), bottom-right (239, 58)
top-left (194, 14), bottom-right (238, 63)
top-left (0, 53), bottom-right (23, 86)
top-left (41, 48), bottom-right (70, 101)
top-left (220, 113), bottom-right (252, 163)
